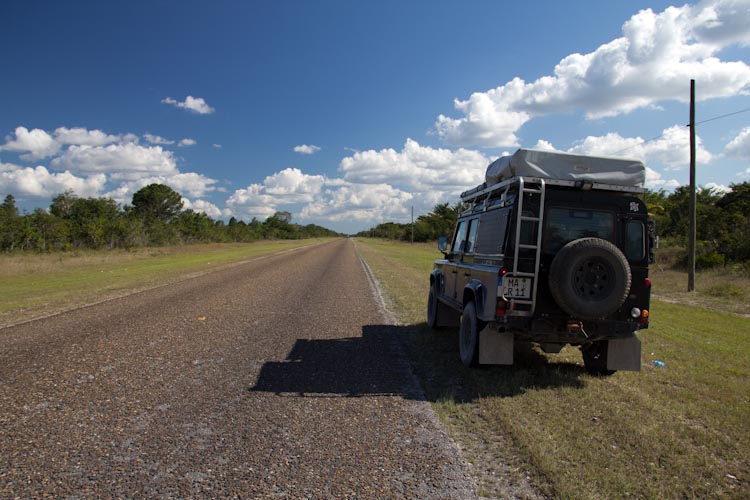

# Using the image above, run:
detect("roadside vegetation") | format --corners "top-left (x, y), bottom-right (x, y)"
top-left (357, 184), bottom-right (750, 274)
top-left (0, 184), bottom-right (339, 252)
top-left (356, 238), bottom-right (749, 500)
top-left (0, 240), bottom-right (325, 326)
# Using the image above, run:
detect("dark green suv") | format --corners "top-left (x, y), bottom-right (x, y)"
top-left (428, 149), bottom-right (655, 375)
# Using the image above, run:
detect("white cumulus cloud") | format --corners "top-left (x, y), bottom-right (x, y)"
top-left (0, 162), bottom-right (106, 198)
top-left (1, 126), bottom-right (61, 161)
top-left (182, 198), bottom-right (227, 218)
top-left (227, 167), bottom-right (326, 219)
top-left (645, 166), bottom-right (681, 190)
top-left (178, 138), bottom-right (197, 147)
top-left (301, 182), bottom-right (413, 222)
top-left (162, 96), bottom-right (215, 114)
top-left (566, 125), bottom-right (712, 169)
top-left (50, 143), bottom-right (179, 181)
top-left (724, 127), bottom-right (750, 159)
top-left (339, 138), bottom-right (490, 192)
top-left (435, 0), bottom-right (750, 147)
top-left (294, 144), bottom-right (321, 155)
top-left (54, 127), bottom-right (119, 146)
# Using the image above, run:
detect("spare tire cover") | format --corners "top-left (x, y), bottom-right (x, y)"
top-left (548, 237), bottom-right (631, 320)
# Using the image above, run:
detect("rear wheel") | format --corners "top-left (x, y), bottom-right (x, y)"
top-left (459, 301), bottom-right (484, 367)
top-left (582, 341), bottom-right (616, 376)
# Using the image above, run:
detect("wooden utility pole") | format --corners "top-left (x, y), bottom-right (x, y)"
top-left (688, 79), bottom-right (696, 292)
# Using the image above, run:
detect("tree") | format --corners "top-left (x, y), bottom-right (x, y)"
top-left (131, 184), bottom-right (183, 223)
top-left (0, 194), bottom-right (21, 250)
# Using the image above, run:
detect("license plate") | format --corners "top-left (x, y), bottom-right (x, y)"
top-left (500, 277), bottom-right (532, 299)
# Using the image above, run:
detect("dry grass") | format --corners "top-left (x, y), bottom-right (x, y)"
top-left (650, 266), bottom-right (749, 316)
top-left (356, 237), bottom-right (750, 500)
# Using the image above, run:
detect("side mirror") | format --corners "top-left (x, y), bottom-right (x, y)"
top-left (438, 236), bottom-right (448, 253)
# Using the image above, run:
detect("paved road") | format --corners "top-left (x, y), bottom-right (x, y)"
top-left (1, 239), bottom-right (475, 499)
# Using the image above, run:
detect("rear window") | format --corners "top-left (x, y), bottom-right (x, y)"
top-left (545, 208), bottom-right (613, 253)
top-left (625, 220), bottom-right (645, 261)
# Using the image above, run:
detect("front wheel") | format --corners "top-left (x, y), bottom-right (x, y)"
top-left (459, 302), bottom-right (483, 367)
top-left (582, 341), bottom-right (616, 376)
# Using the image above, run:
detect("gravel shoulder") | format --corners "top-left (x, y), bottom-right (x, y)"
top-left (0, 238), bottom-right (476, 499)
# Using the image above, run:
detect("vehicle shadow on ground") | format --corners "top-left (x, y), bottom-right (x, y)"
top-left (250, 324), bottom-right (586, 402)
top-left (250, 324), bottom-right (423, 399)
top-left (410, 323), bottom-right (587, 403)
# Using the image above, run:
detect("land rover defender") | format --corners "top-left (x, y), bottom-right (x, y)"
top-left (427, 149), bottom-right (655, 375)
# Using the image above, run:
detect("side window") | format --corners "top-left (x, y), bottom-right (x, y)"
top-left (452, 220), bottom-right (468, 253)
top-left (474, 207), bottom-right (510, 255)
top-left (625, 220), bottom-right (645, 261)
top-left (465, 218), bottom-right (479, 253)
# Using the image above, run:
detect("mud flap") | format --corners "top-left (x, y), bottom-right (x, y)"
top-left (607, 335), bottom-right (641, 371)
top-left (479, 325), bottom-right (514, 365)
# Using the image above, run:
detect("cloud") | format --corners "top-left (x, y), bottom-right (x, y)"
top-left (1, 126), bottom-right (123, 161)
top-left (182, 197), bottom-right (227, 218)
top-left (50, 143), bottom-right (179, 181)
top-left (435, 0), bottom-right (750, 147)
top-left (294, 144), bottom-right (321, 155)
top-left (1, 126), bottom-right (60, 160)
top-left (227, 168), bottom-right (326, 219)
top-left (566, 125), bottom-right (712, 169)
top-left (223, 141), bottom-right (491, 225)
top-left (178, 138), bottom-right (197, 147)
top-left (212, 143), bottom-right (222, 149)
top-left (0, 162), bottom-right (106, 198)
top-left (144, 133), bottom-right (175, 145)
top-left (338, 138), bottom-right (490, 192)
top-left (704, 181), bottom-right (730, 193)
top-left (724, 127), bottom-right (750, 159)
top-left (645, 166), bottom-right (681, 190)
top-left (54, 127), bottom-right (119, 146)
top-left (300, 182), bottom-right (413, 222)
top-left (161, 96), bottom-right (215, 114)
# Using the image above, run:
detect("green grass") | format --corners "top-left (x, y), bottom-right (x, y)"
top-left (356, 237), bottom-right (750, 500)
top-left (0, 240), bottom-right (324, 326)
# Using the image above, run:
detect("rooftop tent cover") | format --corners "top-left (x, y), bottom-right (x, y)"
top-left (485, 149), bottom-right (646, 187)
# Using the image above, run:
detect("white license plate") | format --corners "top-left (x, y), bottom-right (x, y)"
top-left (500, 277), bottom-right (532, 299)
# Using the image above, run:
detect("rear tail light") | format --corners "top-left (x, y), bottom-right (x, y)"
top-left (640, 309), bottom-right (649, 325)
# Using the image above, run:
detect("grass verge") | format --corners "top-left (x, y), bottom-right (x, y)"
top-left (356, 237), bottom-right (749, 500)
top-left (0, 240), bottom-right (326, 327)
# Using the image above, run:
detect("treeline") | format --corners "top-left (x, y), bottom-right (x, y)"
top-left (0, 184), bottom-right (339, 252)
top-left (643, 182), bottom-right (750, 267)
top-left (356, 182), bottom-right (750, 267)
top-left (355, 202), bottom-right (461, 242)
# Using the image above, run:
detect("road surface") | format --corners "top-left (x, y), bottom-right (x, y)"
top-left (0, 239), bottom-right (475, 499)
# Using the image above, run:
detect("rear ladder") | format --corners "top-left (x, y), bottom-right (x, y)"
top-left (507, 177), bottom-right (546, 316)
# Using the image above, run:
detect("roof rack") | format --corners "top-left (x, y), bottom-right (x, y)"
top-left (460, 175), bottom-right (645, 204)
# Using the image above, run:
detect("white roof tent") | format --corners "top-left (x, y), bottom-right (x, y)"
top-left (461, 149), bottom-right (647, 202)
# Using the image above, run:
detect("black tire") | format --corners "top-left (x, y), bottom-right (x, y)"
top-left (582, 341), bottom-right (616, 376)
top-left (459, 301), bottom-right (484, 367)
top-left (548, 237), bottom-right (631, 320)
top-left (427, 286), bottom-right (441, 329)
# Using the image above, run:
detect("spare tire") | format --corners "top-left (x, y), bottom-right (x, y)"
top-left (548, 237), bottom-right (631, 320)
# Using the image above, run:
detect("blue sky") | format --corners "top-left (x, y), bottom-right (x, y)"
top-left (1, 0), bottom-right (749, 233)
